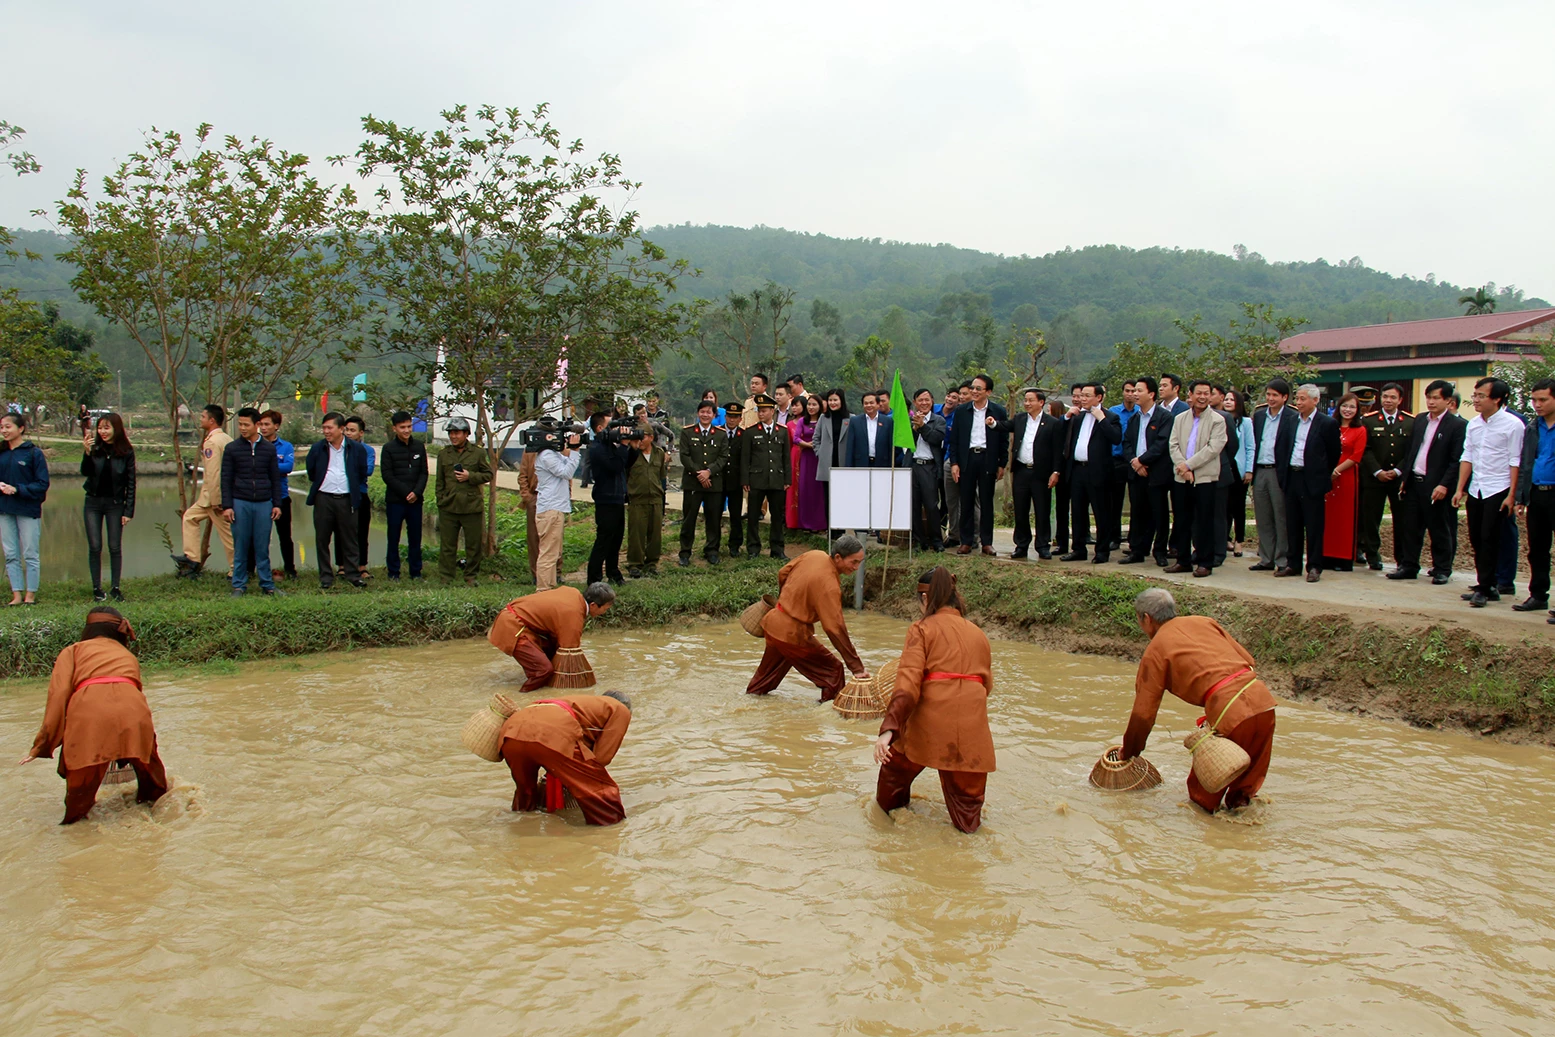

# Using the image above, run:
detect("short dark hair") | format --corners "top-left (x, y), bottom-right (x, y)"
top-left (971, 374), bottom-right (994, 391)
top-left (1450, 392), bottom-right (1462, 408)
top-left (1424, 379), bottom-right (1455, 399)
top-left (913, 388), bottom-right (933, 401)
top-left (1380, 382), bottom-right (1405, 397)
top-left (1474, 377), bottom-right (1510, 405)
top-left (787, 373), bottom-right (805, 385)
top-left (204, 403), bottom-right (226, 425)
top-left (1160, 374), bottom-right (1182, 391)
top-left (696, 399), bottom-right (715, 413)
top-left (321, 411), bottom-right (346, 428)
top-left (1188, 379), bottom-right (1212, 393)
top-left (1070, 382), bottom-right (1084, 392)
top-left (751, 373), bottom-right (770, 388)
top-left (260, 409), bottom-right (285, 425)
top-left (1266, 377), bottom-right (1292, 398)
top-left (390, 410), bottom-right (413, 425)
top-left (861, 392), bottom-right (878, 404)
top-left (1081, 381), bottom-right (1106, 398)
top-left (1022, 387), bottom-right (1047, 402)
top-left (959, 380), bottom-right (974, 391)
top-left (345, 415), bottom-right (366, 431)
top-left (590, 411), bottom-right (611, 430)
top-left (1210, 383), bottom-right (1226, 394)
top-left (1532, 378), bottom-right (1555, 396)
top-left (632, 402), bottom-right (647, 413)
top-left (1122, 378), bottom-right (1138, 389)
top-left (236, 406), bottom-right (262, 422)
top-left (1135, 375), bottom-right (1158, 397)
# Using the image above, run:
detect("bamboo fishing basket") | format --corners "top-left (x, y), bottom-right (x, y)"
top-left (461, 693), bottom-right (520, 762)
top-left (103, 760), bottom-right (135, 785)
top-left (1088, 745), bottom-right (1163, 791)
top-left (1182, 727), bottom-right (1252, 794)
top-left (740, 595), bottom-right (777, 638)
top-left (546, 647), bottom-right (596, 690)
top-left (832, 660), bottom-right (900, 720)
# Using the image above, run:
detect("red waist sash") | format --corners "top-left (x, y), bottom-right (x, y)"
top-left (1197, 667), bottom-right (1255, 729)
top-left (75, 675), bottom-right (142, 693)
top-left (925, 671), bottom-right (986, 686)
top-left (534, 698), bottom-right (578, 812)
top-left (534, 698), bottom-right (578, 721)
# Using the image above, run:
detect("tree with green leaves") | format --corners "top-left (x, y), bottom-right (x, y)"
top-left (1460, 285), bottom-right (1497, 315)
top-left (345, 103), bottom-right (689, 553)
top-left (1103, 303), bottom-right (1314, 395)
top-left (57, 124), bottom-right (368, 507)
top-left (686, 281), bottom-right (795, 400)
top-left (1, 118), bottom-right (41, 262)
top-left (0, 295), bottom-right (109, 423)
top-left (838, 334), bottom-right (895, 393)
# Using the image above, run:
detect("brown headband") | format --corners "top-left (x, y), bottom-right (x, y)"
top-left (86, 610), bottom-right (136, 641)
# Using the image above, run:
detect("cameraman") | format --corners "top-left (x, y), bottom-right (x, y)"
top-left (533, 418), bottom-right (582, 591)
top-left (587, 411), bottom-right (638, 585)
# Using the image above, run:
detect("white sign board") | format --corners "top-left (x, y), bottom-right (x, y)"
top-left (828, 467), bottom-right (913, 531)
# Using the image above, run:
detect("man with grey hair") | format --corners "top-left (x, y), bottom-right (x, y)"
top-left (1118, 588), bottom-right (1278, 812)
top-left (746, 536), bottom-right (870, 701)
top-left (1277, 385), bottom-right (1342, 582)
top-left (486, 582), bottom-right (615, 692)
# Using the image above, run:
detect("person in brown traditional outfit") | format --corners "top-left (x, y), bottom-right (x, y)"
top-left (746, 535), bottom-right (870, 701)
top-left (1120, 587), bottom-right (1277, 812)
top-left (499, 690), bottom-right (632, 826)
top-left (486, 582), bottom-right (616, 692)
top-left (19, 607), bottom-right (169, 824)
top-left (873, 566), bottom-right (995, 833)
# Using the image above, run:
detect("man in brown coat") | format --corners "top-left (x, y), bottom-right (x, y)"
top-left (499, 691), bottom-right (633, 825)
top-left (746, 537), bottom-right (870, 701)
top-left (20, 608), bottom-right (169, 823)
top-left (487, 583), bottom-right (615, 692)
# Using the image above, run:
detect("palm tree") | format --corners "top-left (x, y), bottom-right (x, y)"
top-left (1459, 286), bottom-right (1497, 315)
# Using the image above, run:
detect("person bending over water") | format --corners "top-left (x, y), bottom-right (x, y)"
top-left (500, 691), bottom-right (633, 825)
top-left (747, 535), bottom-right (870, 701)
top-left (19, 607), bottom-right (169, 824)
top-left (873, 567), bottom-right (995, 833)
top-left (487, 583), bottom-right (615, 692)
top-left (1120, 588), bottom-right (1277, 812)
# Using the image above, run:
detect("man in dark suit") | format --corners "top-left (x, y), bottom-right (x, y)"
top-left (844, 391), bottom-right (900, 468)
top-left (741, 394), bottom-right (791, 558)
top-left (946, 373), bottom-right (1008, 555)
top-left (906, 388), bottom-right (947, 551)
top-left (1277, 384), bottom-right (1343, 581)
top-left (1059, 382), bottom-right (1123, 563)
top-left (1120, 376), bottom-right (1174, 565)
top-left (1007, 387), bottom-right (1062, 559)
top-left (1250, 378), bottom-right (1300, 572)
top-left (1359, 382), bottom-right (1415, 571)
top-left (1389, 379), bottom-right (1468, 583)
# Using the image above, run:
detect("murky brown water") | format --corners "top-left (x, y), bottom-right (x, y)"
top-left (4, 614), bottom-right (1553, 1035)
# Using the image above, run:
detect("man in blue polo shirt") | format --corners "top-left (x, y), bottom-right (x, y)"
top-left (1108, 379), bottom-right (1139, 552)
top-left (1513, 379), bottom-right (1555, 619)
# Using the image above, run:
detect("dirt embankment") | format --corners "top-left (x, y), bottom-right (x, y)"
top-left (863, 559), bottom-right (1555, 747)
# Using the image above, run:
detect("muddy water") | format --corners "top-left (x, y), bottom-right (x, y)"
top-left (4, 614), bottom-right (1553, 1036)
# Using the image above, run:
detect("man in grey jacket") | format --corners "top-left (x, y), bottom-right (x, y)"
top-left (1165, 381), bottom-right (1228, 577)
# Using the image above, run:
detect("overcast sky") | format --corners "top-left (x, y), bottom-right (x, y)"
top-left (4, 0), bottom-right (1551, 298)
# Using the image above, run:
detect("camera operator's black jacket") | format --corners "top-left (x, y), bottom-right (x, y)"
top-left (588, 439), bottom-right (636, 506)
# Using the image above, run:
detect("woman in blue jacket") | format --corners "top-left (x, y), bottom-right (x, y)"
top-left (0, 412), bottom-right (50, 605)
top-left (1224, 390), bottom-right (1256, 558)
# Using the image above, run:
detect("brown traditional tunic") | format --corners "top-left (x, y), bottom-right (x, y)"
top-left (1123, 615), bottom-right (1277, 811)
top-left (748, 549), bottom-right (864, 700)
top-left (29, 637), bottom-right (168, 823)
top-left (487, 587), bottom-right (589, 692)
top-left (499, 695), bottom-right (631, 825)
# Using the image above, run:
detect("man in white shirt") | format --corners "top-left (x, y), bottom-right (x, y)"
top-left (947, 374), bottom-right (1008, 554)
top-left (1453, 377), bottom-right (1525, 607)
top-left (1009, 388), bottom-right (1059, 559)
top-left (908, 389), bottom-right (947, 551)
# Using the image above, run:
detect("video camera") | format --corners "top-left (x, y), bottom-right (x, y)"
top-left (521, 417), bottom-right (588, 453)
top-left (593, 416), bottom-right (650, 446)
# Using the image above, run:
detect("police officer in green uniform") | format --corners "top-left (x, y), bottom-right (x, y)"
top-left (721, 401), bottom-right (746, 556)
top-left (741, 393), bottom-right (792, 558)
top-left (678, 399), bottom-right (728, 566)
top-left (1359, 382), bottom-right (1415, 570)
top-left (435, 417), bottom-right (493, 582)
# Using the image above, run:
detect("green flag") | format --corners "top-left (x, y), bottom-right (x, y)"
top-left (889, 369), bottom-right (914, 452)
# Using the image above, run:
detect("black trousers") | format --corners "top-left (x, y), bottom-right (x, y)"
top-left (723, 486), bottom-right (744, 553)
top-left (1285, 480), bottom-right (1326, 573)
top-left (1225, 478), bottom-right (1248, 542)
top-left (1395, 478), bottom-right (1455, 576)
top-left (1527, 487), bottom-right (1554, 600)
top-left (82, 496), bottom-right (126, 591)
top-left (1010, 464), bottom-right (1051, 553)
top-left (679, 488), bottom-right (721, 557)
top-left (273, 495), bottom-right (297, 574)
top-left (956, 450), bottom-right (998, 547)
top-left (1054, 478), bottom-right (1070, 551)
top-left (911, 461), bottom-right (943, 549)
top-left (1108, 461), bottom-right (1129, 548)
top-left (1069, 465), bottom-right (1110, 557)
top-left (1126, 476), bottom-right (1164, 561)
top-left (746, 487), bottom-right (786, 553)
top-left (1169, 482), bottom-right (1222, 569)
top-left (312, 492), bottom-right (357, 584)
top-left (1359, 476), bottom-right (1403, 563)
top-left (1466, 490), bottom-right (1510, 592)
top-left (588, 501), bottom-right (626, 583)
top-left (337, 496), bottom-right (371, 571)
top-left (385, 499), bottom-right (423, 577)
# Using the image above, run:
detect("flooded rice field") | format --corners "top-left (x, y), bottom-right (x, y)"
top-left (3, 614), bottom-right (1552, 1036)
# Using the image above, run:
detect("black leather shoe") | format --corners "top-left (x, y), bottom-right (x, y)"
top-left (1460, 589), bottom-right (1481, 600)
top-left (1385, 569), bottom-right (1418, 580)
top-left (678, 553), bottom-right (691, 568)
top-left (1117, 555), bottom-right (1145, 565)
top-left (1092, 554), bottom-right (1110, 564)
top-left (1037, 551), bottom-right (1052, 560)
top-left (1059, 552), bottom-right (1088, 562)
top-left (1248, 562), bottom-right (1275, 571)
top-left (1367, 556), bottom-right (1384, 571)
top-left (1470, 592), bottom-right (1490, 608)
top-left (770, 550), bottom-right (784, 559)
top-left (708, 552), bottom-right (720, 566)
top-left (1511, 597), bottom-right (1550, 612)
top-left (1009, 550), bottom-right (1028, 559)
top-left (1432, 573), bottom-right (1451, 585)
top-left (1497, 584), bottom-right (1517, 596)
top-left (748, 550), bottom-right (761, 560)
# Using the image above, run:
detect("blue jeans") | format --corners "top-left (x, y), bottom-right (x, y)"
top-left (231, 499), bottom-right (275, 592)
top-left (0, 513), bottom-right (41, 593)
top-left (385, 499), bottom-right (423, 577)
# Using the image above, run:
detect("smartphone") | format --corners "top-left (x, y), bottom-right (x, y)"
top-left (453, 464), bottom-right (465, 473)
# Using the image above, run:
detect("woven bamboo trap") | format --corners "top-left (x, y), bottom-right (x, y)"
top-left (1088, 745), bottom-right (1163, 791)
top-left (103, 760), bottom-right (135, 785)
top-left (832, 659), bottom-right (901, 720)
top-left (1183, 727), bottom-right (1251, 794)
top-left (740, 595), bottom-right (777, 638)
top-left (461, 693), bottom-right (520, 762)
top-left (546, 647), bottom-right (596, 690)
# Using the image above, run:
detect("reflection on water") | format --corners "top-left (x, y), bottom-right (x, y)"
top-left (4, 613), bottom-right (1553, 1035)
top-left (38, 477), bottom-right (414, 583)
